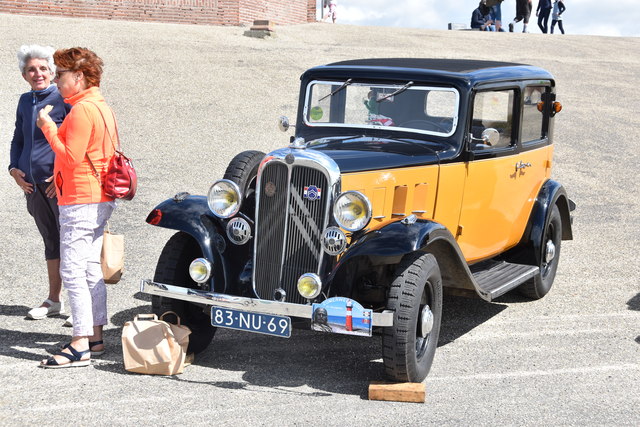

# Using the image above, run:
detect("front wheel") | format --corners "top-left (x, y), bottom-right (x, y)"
top-left (382, 253), bottom-right (443, 382)
top-left (152, 232), bottom-right (216, 354)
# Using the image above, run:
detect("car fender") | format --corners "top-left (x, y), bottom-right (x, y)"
top-left (329, 219), bottom-right (479, 296)
top-left (145, 195), bottom-right (252, 294)
top-left (527, 179), bottom-right (574, 264)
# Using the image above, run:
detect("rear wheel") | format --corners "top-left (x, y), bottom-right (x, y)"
top-left (383, 253), bottom-right (442, 382)
top-left (519, 204), bottom-right (562, 299)
top-left (152, 232), bottom-right (216, 354)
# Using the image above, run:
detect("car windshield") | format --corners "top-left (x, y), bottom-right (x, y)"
top-left (304, 80), bottom-right (460, 137)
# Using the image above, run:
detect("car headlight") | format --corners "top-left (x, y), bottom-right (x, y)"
top-left (207, 179), bottom-right (241, 218)
top-left (189, 258), bottom-right (212, 283)
top-left (333, 191), bottom-right (372, 232)
top-left (297, 273), bottom-right (322, 300)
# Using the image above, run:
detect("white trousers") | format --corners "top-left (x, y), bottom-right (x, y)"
top-left (59, 201), bottom-right (115, 337)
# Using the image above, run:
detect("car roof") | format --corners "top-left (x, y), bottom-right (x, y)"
top-left (303, 58), bottom-right (554, 86)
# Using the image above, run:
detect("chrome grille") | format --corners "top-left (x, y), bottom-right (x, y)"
top-left (254, 160), bottom-right (329, 304)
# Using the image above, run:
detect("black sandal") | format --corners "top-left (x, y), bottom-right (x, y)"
top-left (41, 344), bottom-right (90, 369)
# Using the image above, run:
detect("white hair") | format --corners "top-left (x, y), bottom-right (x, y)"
top-left (17, 44), bottom-right (56, 74)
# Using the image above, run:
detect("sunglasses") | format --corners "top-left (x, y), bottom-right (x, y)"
top-left (55, 69), bottom-right (72, 79)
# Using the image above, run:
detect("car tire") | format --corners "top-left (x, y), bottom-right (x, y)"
top-left (519, 204), bottom-right (562, 299)
top-left (152, 231), bottom-right (216, 354)
top-left (383, 252), bottom-right (443, 383)
top-left (223, 150), bottom-right (265, 215)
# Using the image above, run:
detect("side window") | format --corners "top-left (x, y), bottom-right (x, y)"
top-left (471, 89), bottom-right (515, 150)
top-left (521, 85), bottom-right (547, 143)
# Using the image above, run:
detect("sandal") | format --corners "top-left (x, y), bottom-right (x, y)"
top-left (59, 340), bottom-right (105, 357)
top-left (41, 344), bottom-right (90, 369)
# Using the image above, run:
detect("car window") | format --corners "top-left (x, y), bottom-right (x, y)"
top-left (521, 85), bottom-right (547, 143)
top-left (470, 89), bottom-right (515, 150)
top-left (304, 81), bottom-right (459, 137)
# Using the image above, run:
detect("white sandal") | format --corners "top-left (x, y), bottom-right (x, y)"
top-left (27, 299), bottom-right (63, 320)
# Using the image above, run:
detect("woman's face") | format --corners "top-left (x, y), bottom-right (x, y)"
top-left (54, 68), bottom-right (84, 98)
top-left (22, 58), bottom-right (52, 91)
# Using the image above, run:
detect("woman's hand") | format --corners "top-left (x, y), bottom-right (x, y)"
top-left (45, 176), bottom-right (57, 198)
top-left (10, 168), bottom-right (34, 194)
top-left (36, 105), bottom-right (54, 129)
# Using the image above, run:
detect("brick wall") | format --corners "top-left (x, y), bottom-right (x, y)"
top-left (0, 0), bottom-right (318, 26)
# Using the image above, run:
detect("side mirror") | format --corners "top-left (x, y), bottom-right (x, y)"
top-left (278, 116), bottom-right (290, 132)
top-left (481, 128), bottom-right (500, 146)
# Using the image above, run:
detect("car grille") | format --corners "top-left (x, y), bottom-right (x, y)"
top-left (254, 161), bottom-right (329, 304)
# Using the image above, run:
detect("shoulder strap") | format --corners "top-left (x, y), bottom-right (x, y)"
top-left (85, 100), bottom-right (121, 151)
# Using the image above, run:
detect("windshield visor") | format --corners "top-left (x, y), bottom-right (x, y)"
top-left (304, 81), bottom-right (459, 137)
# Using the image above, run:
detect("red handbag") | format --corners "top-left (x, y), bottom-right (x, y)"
top-left (87, 102), bottom-right (137, 200)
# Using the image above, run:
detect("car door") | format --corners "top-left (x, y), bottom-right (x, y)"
top-left (457, 86), bottom-right (548, 263)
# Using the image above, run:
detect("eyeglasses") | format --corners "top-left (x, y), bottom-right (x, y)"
top-left (55, 69), bottom-right (71, 79)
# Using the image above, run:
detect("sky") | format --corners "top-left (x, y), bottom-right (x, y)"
top-left (328, 0), bottom-right (640, 37)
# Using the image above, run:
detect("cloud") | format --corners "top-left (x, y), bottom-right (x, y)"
top-left (336, 0), bottom-right (639, 37)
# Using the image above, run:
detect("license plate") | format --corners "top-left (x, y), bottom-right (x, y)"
top-left (211, 307), bottom-right (291, 338)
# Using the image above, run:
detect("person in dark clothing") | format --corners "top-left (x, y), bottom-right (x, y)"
top-left (508, 0), bottom-right (532, 32)
top-left (536, 0), bottom-right (553, 33)
top-left (471, 1), bottom-right (494, 31)
top-left (551, 0), bottom-right (566, 34)
top-left (9, 45), bottom-right (70, 321)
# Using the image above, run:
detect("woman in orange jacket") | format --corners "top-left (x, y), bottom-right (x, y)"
top-left (37, 47), bottom-right (117, 368)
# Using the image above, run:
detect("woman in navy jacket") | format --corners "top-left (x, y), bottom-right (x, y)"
top-left (9, 45), bottom-right (70, 321)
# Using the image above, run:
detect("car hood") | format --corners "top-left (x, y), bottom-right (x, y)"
top-left (306, 136), bottom-right (456, 173)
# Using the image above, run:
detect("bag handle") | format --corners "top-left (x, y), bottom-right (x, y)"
top-left (134, 313), bottom-right (159, 321)
top-left (84, 100), bottom-right (122, 183)
top-left (159, 311), bottom-right (182, 326)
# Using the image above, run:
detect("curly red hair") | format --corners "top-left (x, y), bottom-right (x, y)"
top-left (53, 47), bottom-right (104, 88)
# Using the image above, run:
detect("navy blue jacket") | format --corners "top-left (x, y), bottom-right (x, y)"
top-left (9, 85), bottom-right (70, 184)
top-left (537, 0), bottom-right (552, 11)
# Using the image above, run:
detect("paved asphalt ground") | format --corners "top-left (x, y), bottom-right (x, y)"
top-left (0, 13), bottom-right (638, 426)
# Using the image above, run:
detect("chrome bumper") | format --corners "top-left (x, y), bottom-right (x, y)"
top-left (140, 279), bottom-right (394, 327)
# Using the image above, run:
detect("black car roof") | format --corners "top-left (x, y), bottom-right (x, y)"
top-left (303, 58), bottom-right (554, 86)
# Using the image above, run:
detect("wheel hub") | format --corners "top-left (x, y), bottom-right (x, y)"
top-left (545, 239), bottom-right (556, 264)
top-left (420, 305), bottom-right (434, 338)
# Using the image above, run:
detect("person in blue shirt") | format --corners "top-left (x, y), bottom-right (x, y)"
top-left (471, 1), bottom-right (495, 31)
top-left (9, 45), bottom-right (71, 321)
top-left (551, 0), bottom-right (566, 34)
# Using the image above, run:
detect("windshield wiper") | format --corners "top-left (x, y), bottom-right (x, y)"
top-left (319, 79), bottom-right (353, 102)
top-left (376, 81), bottom-right (414, 102)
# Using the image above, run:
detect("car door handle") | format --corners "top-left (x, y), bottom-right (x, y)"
top-left (515, 161), bottom-right (532, 171)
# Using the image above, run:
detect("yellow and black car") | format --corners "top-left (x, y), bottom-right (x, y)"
top-left (141, 59), bottom-right (574, 383)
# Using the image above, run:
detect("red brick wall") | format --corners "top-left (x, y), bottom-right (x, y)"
top-left (0, 0), bottom-right (318, 26)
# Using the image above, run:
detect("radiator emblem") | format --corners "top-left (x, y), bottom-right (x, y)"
top-left (303, 185), bottom-right (322, 201)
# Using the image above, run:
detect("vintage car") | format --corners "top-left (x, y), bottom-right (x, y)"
top-left (141, 58), bottom-right (574, 382)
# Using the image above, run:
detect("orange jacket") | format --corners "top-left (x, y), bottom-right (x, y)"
top-left (41, 86), bottom-right (116, 205)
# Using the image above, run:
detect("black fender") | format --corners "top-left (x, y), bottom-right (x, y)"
top-left (328, 219), bottom-right (478, 296)
top-left (145, 195), bottom-right (253, 295)
top-left (525, 179), bottom-right (574, 265)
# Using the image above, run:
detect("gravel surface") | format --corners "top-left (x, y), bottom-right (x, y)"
top-left (0, 13), bottom-right (639, 426)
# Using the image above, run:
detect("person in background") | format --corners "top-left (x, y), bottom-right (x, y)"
top-left (37, 47), bottom-right (117, 368)
top-left (509, 0), bottom-right (532, 33)
top-left (551, 0), bottom-right (566, 34)
top-left (537, 0), bottom-right (553, 33)
top-left (487, 0), bottom-right (505, 31)
top-left (9, 45), bottom-right (70, 323)
top-left (323, 0), bottom-right (338, 23)
top-left (471, 1), bottom-right (495, 31)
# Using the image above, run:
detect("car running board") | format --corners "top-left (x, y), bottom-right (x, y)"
top-left (470, 261), bottom-right (539, 301)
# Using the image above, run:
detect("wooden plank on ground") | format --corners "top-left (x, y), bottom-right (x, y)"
top-left (368, 382), bottom-right (425, 403)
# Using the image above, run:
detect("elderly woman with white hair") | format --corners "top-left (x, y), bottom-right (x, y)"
top-left (8, 45), bottom-right (71, 322)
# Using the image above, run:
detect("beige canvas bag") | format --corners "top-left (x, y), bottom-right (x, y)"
top-left (122, 312), bottom-right (191, 375)
top-left (101, 222), bottom-right (124, 284)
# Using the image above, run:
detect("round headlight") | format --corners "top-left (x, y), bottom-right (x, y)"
top-left (333, 191), bottom-right (372, 232)
top-left (189, 258), bottom-right (212, 283)
top-left (297, 273), bottom-right (322, 300)
top-left (207, 179), bottom-right (241, 218)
